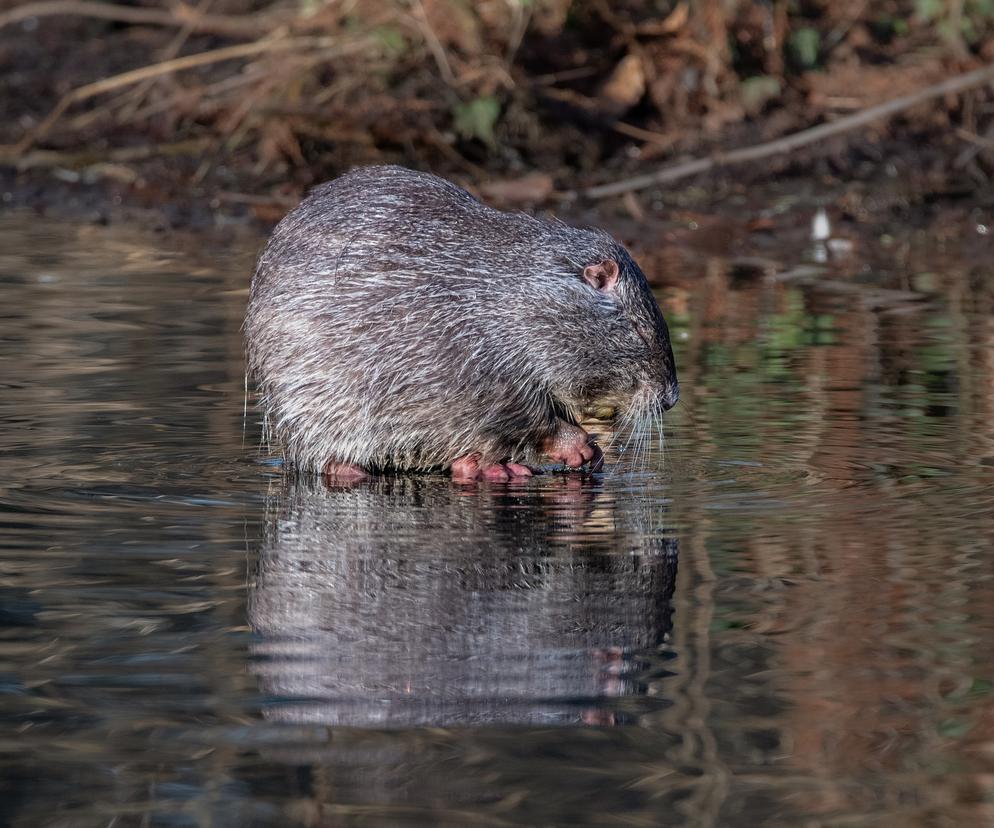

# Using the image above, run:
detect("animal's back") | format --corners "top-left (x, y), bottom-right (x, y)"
top-left (251, 166), bottom-right (537, 303)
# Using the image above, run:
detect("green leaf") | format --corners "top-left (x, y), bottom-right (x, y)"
top-left (371, 25), bottom-right (406, 57)
top-left (453, 97), bottom-right (501, 147)
top-left (970, 0), bottom-right (994, 18)
top-left (968, 678), bottom-right (993, 697)
top-left (912, 272), bottom-right (937, 292)
top-left (788, 27), bottom-right (820, 69)
top-left (915, 0), bottom-right (943, 21)
top-left (739, 76), bottom-right (782, 116)
top-left (938, 718), bottom-right (973, 738)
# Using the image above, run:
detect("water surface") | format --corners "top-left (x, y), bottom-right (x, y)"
top-left (1, 209), bottom-right (992, 826)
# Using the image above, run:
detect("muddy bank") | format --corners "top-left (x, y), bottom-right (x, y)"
top-left (2, 2), bottom-right (994, 227)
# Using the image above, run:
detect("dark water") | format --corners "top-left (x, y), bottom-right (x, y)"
top-left (1, 211), bottom-right (993, 826)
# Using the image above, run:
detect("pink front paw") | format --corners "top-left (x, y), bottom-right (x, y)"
top-left (451, 454), bottom-right (536, 483)
top-left (543, 423), bottom-right (604, 472)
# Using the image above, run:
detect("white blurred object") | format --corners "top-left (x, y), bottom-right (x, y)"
top-left (827, 237), bottom-right (854, 256)
top-left (810, 208), bottom-right (852, 262)
top-left (811, 208), bottom-right (831, 241)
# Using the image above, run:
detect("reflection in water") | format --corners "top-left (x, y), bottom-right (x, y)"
top-left (249, 477), bottom-right (677, 727)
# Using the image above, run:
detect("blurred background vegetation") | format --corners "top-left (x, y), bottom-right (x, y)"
top-left (1, 0), bottom-right (993, 218)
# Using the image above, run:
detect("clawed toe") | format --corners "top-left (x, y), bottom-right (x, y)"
top-left (323, 459), bottom-right (369, 482)
top-left (481, 464), bottom-right (511, 482)
top-left (451, 455), bottom-right (537, 483)
top-left (505, 463), bottom-right (534, 478)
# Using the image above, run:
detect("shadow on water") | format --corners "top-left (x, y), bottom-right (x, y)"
top-left (1, 207), bottom-right (993, 825)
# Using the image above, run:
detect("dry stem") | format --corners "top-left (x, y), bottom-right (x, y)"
top-left (8, 36), bottom-right (364, 156)
top-left (0, 0), bottom-right (281, 37)
top-left (585, 61), bottom-right (994, 199)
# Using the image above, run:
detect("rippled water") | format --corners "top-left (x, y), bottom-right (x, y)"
top-left (1, 209), bottom-right (992, 826)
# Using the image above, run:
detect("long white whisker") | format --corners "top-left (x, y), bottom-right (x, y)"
top-left (654, 399), bottom-right (666, 468)
top-left (614, 407), bottom-right (642, 474)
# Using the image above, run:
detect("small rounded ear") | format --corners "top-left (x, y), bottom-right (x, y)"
top-left (582, 259), bottom-right (619, 292)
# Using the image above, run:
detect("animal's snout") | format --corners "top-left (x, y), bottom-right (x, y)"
top-left (661, 382), bottom-right (680, 411)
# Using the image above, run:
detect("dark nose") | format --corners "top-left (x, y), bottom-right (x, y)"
top-left (661, 382), bottom-right (679, 411)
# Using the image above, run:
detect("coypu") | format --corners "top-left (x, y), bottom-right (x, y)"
top-left (245, 165), bottom-right (678, 481)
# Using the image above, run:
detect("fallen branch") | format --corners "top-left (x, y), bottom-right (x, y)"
top-left (0, 0), bottom-right (279, 37)
top-left (584, 61), bottom-right (994, 199)
top-left (774, 267), bottom-right (929, 308)
top-left (0, 138), bottom-right (212, 169)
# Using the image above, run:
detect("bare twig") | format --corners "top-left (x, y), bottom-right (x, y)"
top-left (504, 0), bottom-right (531, 67)
top-left (0, 0), bottom-right (279, 37)
top-left (584, 61), bottom-right (994, 199)
top-left (821, 0), bottom-right (869, 54)
top-left (122, 65), bottom-right (270, 124)
top-left (611, 121), bottom-right (678, 148)
top-left (117, 0), bottom-right (214, 122)
top-left (955, 126), bottom-right (994, 150)
top-left (531, 66), bottom-right (600, 86)
top-left (410, 0), bottom-right (456, 86)
top-left (0, 138), bottom-right (212, 168)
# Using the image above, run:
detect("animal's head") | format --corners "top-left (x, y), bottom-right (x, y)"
top-left (534, 232), bottom-right (678, 426)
